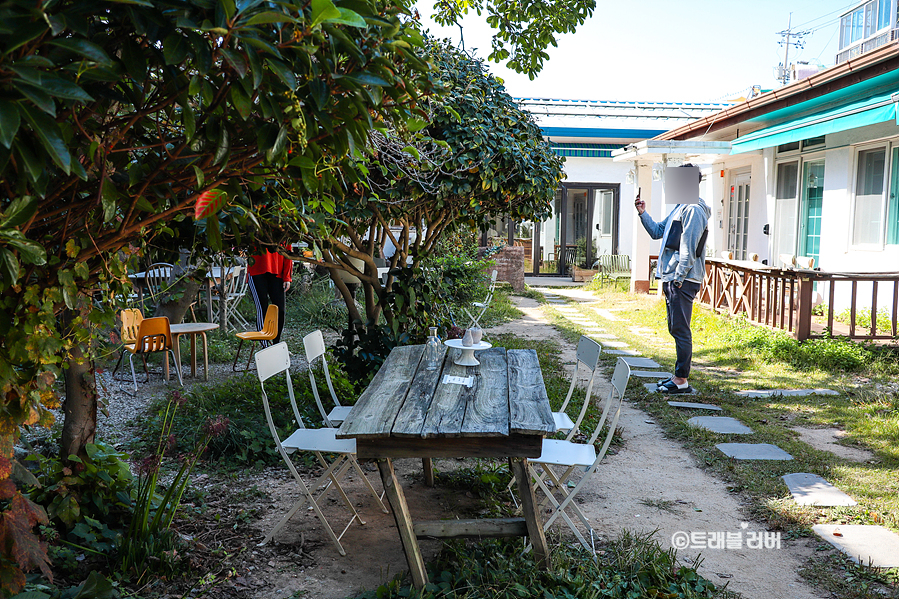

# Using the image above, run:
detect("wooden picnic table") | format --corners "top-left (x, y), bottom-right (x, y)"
top-left (336, 344), bottom-right (556, 588)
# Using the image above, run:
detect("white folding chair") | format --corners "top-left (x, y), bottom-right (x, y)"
top-left (553, 336), bottom-right (602, 437)
top-left (255, 343), bottom-right (388, 554)
top-left (463, 269), bottom-right (498, 328)
top-left (303, 330), bottom-right (353, 427)
top-left (529, 358), bottom-right (630, 552)
top-left (143, 262), bottom-right (173, 308)
top-left (211, 263), bottom-right (250, 331)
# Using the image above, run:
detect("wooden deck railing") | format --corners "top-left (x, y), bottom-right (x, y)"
top-left (699, 259), bottom-right (899, 342)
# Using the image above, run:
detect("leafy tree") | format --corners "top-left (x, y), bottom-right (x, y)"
top-left (430, 0), bottom-right (596, 78)
top-left (253, 39), bottom-right (563, 341)
top-left (0, 0), bottom-right (429, 591)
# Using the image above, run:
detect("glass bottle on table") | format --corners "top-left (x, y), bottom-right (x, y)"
top-left (424, 327), bottom-right (441, 371)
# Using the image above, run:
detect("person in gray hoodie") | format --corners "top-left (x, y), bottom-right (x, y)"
top-left (634, 164), bottom-right (710, 394)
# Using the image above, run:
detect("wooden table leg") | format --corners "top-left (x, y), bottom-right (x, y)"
top-left (190, 332), bottom-right (197, 378)
top-left (510, 457), bottom-right (550, 569)
top-left (201, 332), bottom-right (209, 381)
top-left (377, 458), bottom-right (428, 589)
top-left (422, 458), bottom-right (434, 487)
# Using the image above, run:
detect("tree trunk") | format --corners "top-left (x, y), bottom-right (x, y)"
top-left (156, 274), bottom-right (203, 325)
top-left (60, 309), bottom-right (97, 462)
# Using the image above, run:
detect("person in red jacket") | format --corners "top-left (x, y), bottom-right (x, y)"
top-left (247, 249), bottom-right (293, 345)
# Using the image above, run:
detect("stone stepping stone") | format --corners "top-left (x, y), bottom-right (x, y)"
top-left (629, 327), bottom-right (656, 335)
top-left (644, 383), bottom-right (697, 395)
top-left (735, 388), bottom-right (839, 398)
top-left (668, 401), bottom-right (723, 411)
top-left (606, 349), bottom-right (640, 356)
top-left (619, 357), bottom-right (659, 368)
top-left (591, 333), bottom-right (618, 339)
top-left (716, 443), bottom-right (793, 460)
top-left (546, 299), bottom-right (566, 304)
top-left (688, 416), bottom-right (754, 434)
top-left (812, 525), bottom-right (899, 568)
top-left (593, 308), bottom-right (620, 321)
top-left (783, 473), bottom-right (857, 507)
top-left (630, 370), bottom-right (673, 379)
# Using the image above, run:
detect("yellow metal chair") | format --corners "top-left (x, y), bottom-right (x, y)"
top-left (126, 316), bottom-right (183, 391)
top-left (233, 304), bottom-right (278, 371)
top-left (112, 308), bottom-right (144, 379)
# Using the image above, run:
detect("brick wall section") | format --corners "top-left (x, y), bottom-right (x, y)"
top-left (479, 246), bottom-right (524, 292)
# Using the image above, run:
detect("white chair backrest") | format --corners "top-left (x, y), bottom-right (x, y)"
top-left (145, 263), bottom-right (174, 298)
top-left (303, 330), bottom-right (342, 426)
top-left (796, 256), bottom-right (815, 269)
top-left (585, 358), bottom-right (630, 447)
top-left (748, 252), bottom-right (760, 262)
top-left (255, 342), bottom-right (307, 442)
top-left (559, 336), bottom-right (602, 440)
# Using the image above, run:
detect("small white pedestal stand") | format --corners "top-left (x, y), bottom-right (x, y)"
top-left (443, 339), bottom-right (492, 366)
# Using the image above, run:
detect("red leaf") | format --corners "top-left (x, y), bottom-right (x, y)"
top-left (0, 481), bottom-right (15, 501)
top-left (0, 458), bottom-right (9, 480)
top-left (194, 189), bottom-right (228, 220)
top-left (0, 493), bottom-right (52, 583)
top-left (0, 561), bottom-right (26, 596)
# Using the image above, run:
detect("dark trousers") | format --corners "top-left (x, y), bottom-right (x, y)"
top-left (249, 272), bottom-right (286, 346)
top-left (663, 280), bottom-right (700, 379)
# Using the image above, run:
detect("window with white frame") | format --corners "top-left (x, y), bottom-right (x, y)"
top-left (853, 147), bottom-right (887, 245)
top-left (840, 0), bottom-right (892, 50)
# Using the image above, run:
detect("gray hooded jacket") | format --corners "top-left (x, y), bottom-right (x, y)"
top-left (639, 199), bottom-right (711, 284)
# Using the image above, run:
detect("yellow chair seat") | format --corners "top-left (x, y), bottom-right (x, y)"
top-left (233, 304), bottom-right (278, 371)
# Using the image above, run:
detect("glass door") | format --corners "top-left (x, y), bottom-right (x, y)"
top-left (799, 160), bottom-right (825, 264)
top-left (727, 173), bottom-right (750, 259)
top-left (566, 188), bottom-right (590, 272)
top-left (593, 189), bottom-right (614, 257)
top-left (773, 161), bottom-right (799, 263)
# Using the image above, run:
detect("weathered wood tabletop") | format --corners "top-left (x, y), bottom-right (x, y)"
top-left (337, 344), bottom-right (555, 588)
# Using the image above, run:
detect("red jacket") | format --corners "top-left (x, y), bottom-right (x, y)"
top-left (248, 251), bottom-right (292, 282)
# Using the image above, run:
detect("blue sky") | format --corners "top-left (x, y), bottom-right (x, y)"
top-left (418, 0), bottom-right (861, 102)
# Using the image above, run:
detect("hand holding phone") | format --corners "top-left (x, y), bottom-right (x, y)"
top-left (634, 187), bottom-right (645, 215)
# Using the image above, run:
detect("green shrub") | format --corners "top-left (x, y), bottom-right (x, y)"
top-left (133, 365), bottom-right (358, 468)
top-left (716, 318), bottom-right (880, 373)
top-left (29, 442), bottom-right (134, 557)
top-left (836, 307), bottom-right (895, 333)
top-left (357, 531), bottom-right (731, 599)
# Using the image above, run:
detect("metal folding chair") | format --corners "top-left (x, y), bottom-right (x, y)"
top-left (529, 358), bottom-right (630, 552)
top-left (463, 269), bottom-right (498, 328)
top-left (255, 343), bottom-right (387, 554)
top-left (303, 330), bottom-right (353, 427)
top-left (553, 336), bottom-right (602, 437)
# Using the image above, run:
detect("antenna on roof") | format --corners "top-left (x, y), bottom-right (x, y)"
top-left (775, 13), bottom-right (810, 85)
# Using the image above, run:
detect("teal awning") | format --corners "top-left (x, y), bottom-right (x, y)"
top-left (550, 143), bottom-right (623, 158)
top-left (731, 90), bottom-right (899, 154)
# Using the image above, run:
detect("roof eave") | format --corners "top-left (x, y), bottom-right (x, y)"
top-left (657, 42), bottom-right (899, 141)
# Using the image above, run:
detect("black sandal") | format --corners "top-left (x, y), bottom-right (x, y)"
top-left (657, 379), bottom-right (693, 394)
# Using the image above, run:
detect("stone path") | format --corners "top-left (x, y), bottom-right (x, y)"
top-left (533, 287), bottom-right (899, 575)
top-left (811, 525), bottom-right (899, 568)
top-left (782, 474), bottom-right (857, 507)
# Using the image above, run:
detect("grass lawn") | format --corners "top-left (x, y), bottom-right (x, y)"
top-left (542, 287), bottom-right (899, 598)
